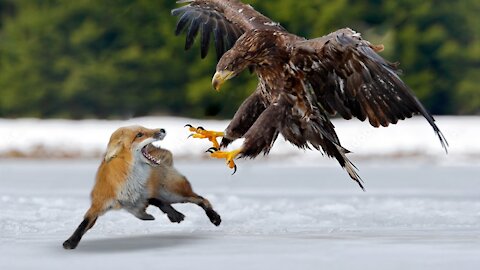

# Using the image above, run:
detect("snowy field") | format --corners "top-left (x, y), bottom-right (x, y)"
top-left (1, 160), bottom-right (479, 270)
top-left (0, 116), bottom-right (479, 162)
top-left (0, 116), bottom-right (479, 269)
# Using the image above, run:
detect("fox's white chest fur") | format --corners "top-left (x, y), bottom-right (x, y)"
top-left (117, 159), bottom-right (151, 207)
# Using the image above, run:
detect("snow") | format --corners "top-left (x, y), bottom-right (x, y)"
top-left (0, 160), bottom-right (479, 269)
top-left (1, 116), bottom-right (479, 268)
top-left (0, 116), bottom-right (478, 163)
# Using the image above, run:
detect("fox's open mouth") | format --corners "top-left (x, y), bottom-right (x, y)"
top-left (141, 144), bottom-right (161, 165)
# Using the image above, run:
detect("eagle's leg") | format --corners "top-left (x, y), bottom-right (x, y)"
top-left (207, 95), bottom-right (287, 174)
top-left (185, 124), bottom-right (224, 149)
top-left (207, 148), bottom-right (242, 174)
top-left (220, 90), bottom-right (267, 149)
top-left (233, 98), bottom-right (289, 158)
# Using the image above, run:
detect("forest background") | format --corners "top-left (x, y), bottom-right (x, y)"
top-left (0, 0), bottom-right (478, 119)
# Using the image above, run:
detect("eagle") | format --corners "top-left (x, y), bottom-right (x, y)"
top-left (172, 0), bottom-right (448, 189)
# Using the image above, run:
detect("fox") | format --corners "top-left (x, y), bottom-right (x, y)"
top-left (63, 125), bottom-right (221, 250)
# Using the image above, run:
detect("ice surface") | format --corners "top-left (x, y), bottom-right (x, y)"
top-left (0, 160), bottom-right (479, 269)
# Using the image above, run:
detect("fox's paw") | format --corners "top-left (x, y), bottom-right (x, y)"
top-left (167, 211), bottom-right (185, 223)
top-left (138, 213), bottom-right (155, 221)
top-left (206, 209), bottom-right (221, 226)
top-left (62, 239), bottom-right (78, 250)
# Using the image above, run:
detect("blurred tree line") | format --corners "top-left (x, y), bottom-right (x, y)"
top-left (0, 0), bottom-right (478, 119)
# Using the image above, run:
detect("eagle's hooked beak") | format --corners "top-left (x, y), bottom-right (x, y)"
top-left (212, 70), bottom-right (234, 91)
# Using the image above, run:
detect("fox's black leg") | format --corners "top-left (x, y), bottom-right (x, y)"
top-left (148, 198), bottom-right (185, 223)
top-left (63, 216), bottom-right (97, 250)
top-left (187, 195), bottom-right (221, 226)
top-left (201, 203), bottom-right (222, 226)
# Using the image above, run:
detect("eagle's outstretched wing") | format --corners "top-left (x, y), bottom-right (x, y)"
top-left (172, 0), bottom-right (285, 59)
top-left (292, 28), bottom-right (448, 152)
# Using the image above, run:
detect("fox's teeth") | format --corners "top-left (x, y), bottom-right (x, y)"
top-left (142, 149), bottom-right (160, 165)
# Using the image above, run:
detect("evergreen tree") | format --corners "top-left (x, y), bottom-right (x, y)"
top-left (0, 0), bottom-right (478, 118)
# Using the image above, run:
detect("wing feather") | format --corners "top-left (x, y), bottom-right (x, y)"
top-left (293, 28), bottom-right (448, 151)
top-left (175, 10), bottom-right (194, 35)
top-left (185, 13), bottom-right (202, 50)
top-left (213, 19), bottom-right (226, 61)
top-left (172, 0), bottom-right (285, 59)
top-left (200, 20), bottom-right (212, 59)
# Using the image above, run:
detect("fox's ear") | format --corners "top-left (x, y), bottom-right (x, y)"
top-left (104, 140), bottom-right (123, 162)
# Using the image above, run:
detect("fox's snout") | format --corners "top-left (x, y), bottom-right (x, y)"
top-left (155, 128), bottom-right (166, 140)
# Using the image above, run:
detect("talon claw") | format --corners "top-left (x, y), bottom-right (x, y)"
top-left (209, 149), bottom-right (241, 174)
top-left (185, 125), bottom-right (225, 155)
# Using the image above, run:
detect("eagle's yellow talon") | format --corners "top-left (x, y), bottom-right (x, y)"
top-left (186, 124), bottom-right (240, 174)
top-left (189, 133), bottom-right (206, 139)
top-left (185, 124), bottom-right (224, 149)
top-left (209, 149), bottom-right (241, 174)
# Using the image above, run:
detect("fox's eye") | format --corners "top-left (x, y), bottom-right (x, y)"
top-left (136, 132), bottom-right (144, 138)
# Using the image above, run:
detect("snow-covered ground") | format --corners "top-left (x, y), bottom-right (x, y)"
top-left (0, 160), bottom-right (479, 270)
top-left (0, 116), bottom-right (479, 269)
top-left (0, 116), bottom-right (478, 163)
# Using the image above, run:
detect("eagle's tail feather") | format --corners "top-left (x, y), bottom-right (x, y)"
top-left (334, 144), bottom-right (364, 191)
top-left (299, 113), bottom-right (365, 190)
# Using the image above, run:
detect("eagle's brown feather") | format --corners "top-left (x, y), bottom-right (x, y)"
top-left (172, 0), bottom-right (285, 59)
top-left (172, 0), bottom-right (447, 189)
top-left (291, 28), bottom-right (447, 149)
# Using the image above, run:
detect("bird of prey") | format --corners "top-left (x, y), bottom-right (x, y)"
top-left (172, 0), bottom-right (448, 189)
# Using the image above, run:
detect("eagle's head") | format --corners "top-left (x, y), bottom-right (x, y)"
top-left (212, 29), bottom-right (279, 91)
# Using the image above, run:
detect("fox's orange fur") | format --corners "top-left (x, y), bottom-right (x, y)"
top-left (63, 125), bottom-right (221, 250)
